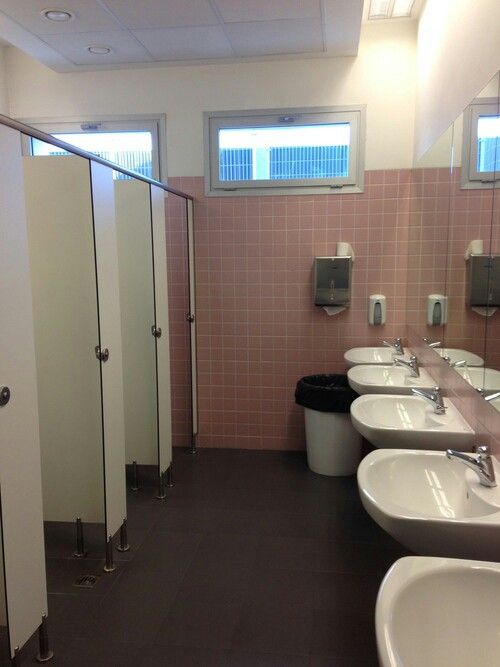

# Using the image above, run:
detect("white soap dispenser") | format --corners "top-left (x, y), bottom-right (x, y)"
top-left (427, 294), bottom-right (448, 326)
top-left (369, 294), bottom-right (386, 325)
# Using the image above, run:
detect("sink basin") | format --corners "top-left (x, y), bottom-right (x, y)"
top-left (358, 448), bottom-right (500, 559)
top-left (347, 364), bottom-right (436, 395)
top-left (456, 366), bottom-right (500, 392)
top-left (376, 556), bottom-right (500, 667)
top-left (344, 347), bottom-right (410, 368)
top-left (435, 348), bottom-right (484, 366)
top-left (350, 394), bottom-right (474, 450)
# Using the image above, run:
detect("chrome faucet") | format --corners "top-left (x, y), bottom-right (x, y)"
top-left (393, 355), bottom-right (420, 377)
top-left (423, 338), bottom-right (442, 348)
top-left (382, 337), bottom-right (404, 356)
top-left (446, 445), bottom-right (497, 488)
top-left (443, 357), bottom-right (467, 368)
top-left (478, 389), bottom-right (500, 402)
top-left (411, 386), bottom-right (446, 414)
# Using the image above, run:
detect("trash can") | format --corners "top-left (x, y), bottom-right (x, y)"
top-left (295, 374), bottom-right (362, 476)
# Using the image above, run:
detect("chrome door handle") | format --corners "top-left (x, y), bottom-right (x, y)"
top-left (0, 386), bottom-right (10, 406)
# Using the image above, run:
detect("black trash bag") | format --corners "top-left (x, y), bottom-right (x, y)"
top-left (295, 374), bottom-right (359, 414)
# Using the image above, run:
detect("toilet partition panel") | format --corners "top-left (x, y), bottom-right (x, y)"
top-left (0, 125), bottom-right (48, 659)
top-left (151, 185), bottom-right (173, 474)
top-left (90, 162), bottom-right (127, 540)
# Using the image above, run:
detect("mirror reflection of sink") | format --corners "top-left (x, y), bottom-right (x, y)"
top-left (347, 364), bottom-right (435, 395)
top-left (358, 448), bottom-right (500, 559)
top-left (455, 366), bottom-right (500, 392)
top-left (350, 394), bottom-right (475, 450)
top-left (376, 556), bottom-right (500, 667)
top-left (344, 347), bottom-right (410, 367)
top-left (435, 348), bottom-right (483, 366)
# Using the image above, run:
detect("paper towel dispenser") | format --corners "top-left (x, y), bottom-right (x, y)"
top-left (467, 254), bottom-right (500, 307)
top-left (313, 256), bottom-right (352, 307)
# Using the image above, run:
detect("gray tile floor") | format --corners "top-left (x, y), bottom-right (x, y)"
top-left (16, 448), bottom-right (409, 666)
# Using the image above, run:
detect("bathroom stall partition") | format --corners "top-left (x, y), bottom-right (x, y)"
top-left (0, 124), bottom-right (49, 663)
top-left (0, 113), bottom-right (196, 661)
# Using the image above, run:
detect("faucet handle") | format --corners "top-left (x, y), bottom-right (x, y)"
top-left (476, 445), bottom-right (490, 457)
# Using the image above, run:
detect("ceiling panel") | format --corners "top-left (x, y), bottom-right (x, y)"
top-left (0, 0), bottom-right (364, 70)
top-left (102, 0), bottom-right (219, 29)
top-left (133, 26), bottom-right (234, 61)
top-left (0, 0), bottom-right (118, 35)
top-left (323, 0), bottom-right (363, 56)
top-left (42, 30), bottom-right (151, 65)
top-left (214, 0), bottom-right (321, 23)
top-left (225, 18), bottom-right (324, 57)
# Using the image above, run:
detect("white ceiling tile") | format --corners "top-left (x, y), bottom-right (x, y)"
top-left (42, 30), bottom-right (151, 65)
top-left (0, 0), bottom-right (119, 35)
top-left (133, 25), bottom-right (233, 60)
top-left (224, 18), bottom-right (323, 57)
top-left (214, 0), bottom-right (321, 23)
top-left (323, 0), bottom-right (363, 55)
top-left (103, 0), bottom-right (219, 29)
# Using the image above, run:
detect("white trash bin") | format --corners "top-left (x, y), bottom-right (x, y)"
top-left (296, 374), bottom-right (362, 476)
top-left (304, 407), bottom-right (362, 476)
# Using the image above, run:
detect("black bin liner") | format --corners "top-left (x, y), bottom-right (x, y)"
top-left (295, 374), bottom-right (359, 414)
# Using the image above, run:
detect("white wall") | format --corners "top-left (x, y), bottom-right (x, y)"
top-left (416, 0), bottom-right (500, 159)
top-left (0, 47), bottom-right (9, 114)
top-left (5, 21), bottom-right (417, 176)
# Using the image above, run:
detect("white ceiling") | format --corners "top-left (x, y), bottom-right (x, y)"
top-left (0, 0), bottom-right (365, 71)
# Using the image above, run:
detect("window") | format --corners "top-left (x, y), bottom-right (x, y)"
top-left (462, 98), bottom-right (500, 188)
top-left (204, 106), bottom-right (365, 196)
top-left (22, 116), bottom-right (164, 181)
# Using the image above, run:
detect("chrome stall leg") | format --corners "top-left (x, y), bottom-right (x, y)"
top-left (103, 536), bottom-right (116, 573)
top-left (166, 464), bottom-right (174, 488)
top-left (35, 614), bottom-right (54, 663)
top-left (116, 519), bottom-right (130, 553)
top-left (156, 471), bottom-right (167, 500)
top-left (131, 460), bottom-right (140, 492)
top-left (189, 434), bottom-right (197, 455)
top-left (73, 517), bottom-right (86, 558)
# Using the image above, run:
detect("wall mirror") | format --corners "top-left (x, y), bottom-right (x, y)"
top-left (413, 71), bottom-right (500, 405)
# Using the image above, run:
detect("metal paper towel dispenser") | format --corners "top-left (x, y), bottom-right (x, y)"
top-left (467, 254), bottom-right (500, 307)
top-left (313, 256), bottom-right (352, 307)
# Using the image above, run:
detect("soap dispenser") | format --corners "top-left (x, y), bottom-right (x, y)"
top-left (369, 294), bottom-right (386, 325)
top-left (427, 294), bottom-right (448, 326)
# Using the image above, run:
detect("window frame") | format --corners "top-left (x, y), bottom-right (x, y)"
top-left (204, 105), bottom-right (366, 196)
top-left (19, 114), bottom-right (166, 181)
top-left (461, 97), bottom-right (500, 189)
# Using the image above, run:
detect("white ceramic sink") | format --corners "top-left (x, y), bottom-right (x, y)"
top-left (358, 448), bottom-right (500, 559)
top-left (435, 348), bottom-right (484, 366)
top-left (344, 347), bottom-right (410, 368)
top-left (347, 364), bottom-right (435, 395)
top-left (376, 556), bottom-right (500, 667)
top-left (350, 394), bottom-right (474, 450)
top-left (456, 366), bottom-right (500, 392)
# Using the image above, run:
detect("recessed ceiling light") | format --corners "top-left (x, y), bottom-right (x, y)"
top-left (41, 8), bottom-right (74, 22)
top-left (392, 0), bottom-right (415, 17)
top-left (87, 45), bottom-right (112, 55)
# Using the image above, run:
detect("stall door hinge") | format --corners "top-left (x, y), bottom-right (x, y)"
top-left (186, 313), bottom-right (195, 323)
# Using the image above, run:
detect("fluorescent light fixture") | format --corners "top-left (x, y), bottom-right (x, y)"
top-left (87, 45), bottom-right (112, 55)
top-left (392, 0), bottom-right (415, 17)
top-left (368, 0), bottom-right (391, 19)
top-left (41, 8), bottom-right (74, 22)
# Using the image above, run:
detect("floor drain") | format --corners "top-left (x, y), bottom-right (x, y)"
top-left (73, 574), bottom-right (99, 588)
